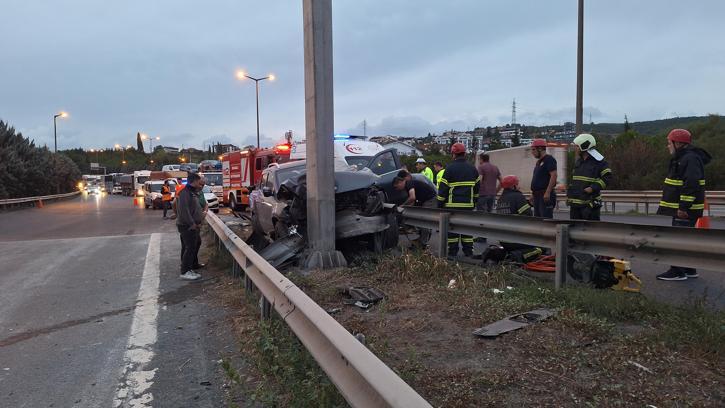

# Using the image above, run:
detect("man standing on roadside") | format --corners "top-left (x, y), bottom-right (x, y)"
top-left (476, 153), bottom-right (502, 213)
top-left (176, 172), bottom-right (203, 281)
top-left (656, 129), bottom-right (711, 281)
top-left (530, 139), bottom-right (558, 218)
top-left (433, 161), bottom-right (444, 189)
top-left (567, 134), bottom-right (612, 221)
top-left (161, 180), bottom-right (173, 219)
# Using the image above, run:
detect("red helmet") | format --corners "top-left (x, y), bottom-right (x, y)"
top-left (667, 129), bottom-right (691, 144)
top-left (451, 143), bottom-right (466, 154)
top-left (501, 175), bottom-right (519, 189)
top-left (531, 139), bottom-right (547, 148)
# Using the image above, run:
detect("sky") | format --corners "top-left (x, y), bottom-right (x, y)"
top-left (1, 0), bottom-right (724, 151)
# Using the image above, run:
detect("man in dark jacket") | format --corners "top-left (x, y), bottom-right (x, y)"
top-left (495, 175), bottom-right (543, 263)
top-left (656, 129), bottom-right (711, 281)
top-left (567, 133), bottom-right (612, 221)
top-left (437, 143), bottom-right (480, 257)
top-left (176, 172), bottom-right (204, 281)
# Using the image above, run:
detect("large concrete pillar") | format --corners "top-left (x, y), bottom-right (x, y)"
top-left (302, 0), bottom-right (346, 269)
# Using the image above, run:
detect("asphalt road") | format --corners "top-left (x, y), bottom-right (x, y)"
top-left (0, 194), bottom-right (243, 407)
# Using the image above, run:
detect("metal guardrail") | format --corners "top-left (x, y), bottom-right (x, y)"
top-left (402, 206), bottom-right (725, 288)
top-left (551, 190), bottom-right (725, 215)
top-left (205, 212), bottom-right (432, 408)
top-left (0, 191), bottom-right (81, 208)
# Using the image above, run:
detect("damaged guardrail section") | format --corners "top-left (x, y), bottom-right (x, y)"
top-left (0, 191), bottom-right (81, 209)
top-left (402, 206), bottom-right (725, 288)
top-left (205, 212), bottom-right (432, 408)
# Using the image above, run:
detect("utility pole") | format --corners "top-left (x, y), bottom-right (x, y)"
top-left (363, 119), bottom-right (367, 137)
top-left (303, 0), bottom-right (346, 269)
top-left (576, 0), bottom-right (584, 135)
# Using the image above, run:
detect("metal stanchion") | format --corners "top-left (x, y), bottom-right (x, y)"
top-left (555, 224), bottom-right (569, 290)
top-left (437, 212), bottom-right (450, 258)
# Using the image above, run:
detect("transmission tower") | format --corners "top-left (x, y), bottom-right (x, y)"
top-left (511, 98), bottom-right (517, 126)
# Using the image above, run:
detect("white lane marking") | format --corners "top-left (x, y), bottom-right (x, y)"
top-left (113, 233), bottom-right (161, 408)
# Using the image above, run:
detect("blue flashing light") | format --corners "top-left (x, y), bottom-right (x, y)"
top-left (334, 133), bottom-right (350, 139)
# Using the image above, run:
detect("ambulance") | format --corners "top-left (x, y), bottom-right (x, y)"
top-left (290, 134), bottom-right (386, 169)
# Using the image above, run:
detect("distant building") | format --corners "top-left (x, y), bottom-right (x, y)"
top-left (214, 143), bottom-right (239, 154)
top-left (161, 146), bottom-right (179, 154)
top-left (382, 141), bottom-right (422, 157)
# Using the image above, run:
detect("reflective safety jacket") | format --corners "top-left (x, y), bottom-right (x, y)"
top-left (567, 156), bottom-right (612, 208)
top-left (435, 169), bottom-right (444, 189)
top-left (161, 185), bottom-right (172, 201)
top-left (437, 158), bottom-right (480, 209)
top-left (657, 145), bottom-right (711, 217)
top-left (421, 166), bottom-right (434, 183)
top-left (496, 189), bottom-right (532, 216)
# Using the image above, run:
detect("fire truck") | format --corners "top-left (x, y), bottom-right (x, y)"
top-left (222, 144), bottom-right (292, 210)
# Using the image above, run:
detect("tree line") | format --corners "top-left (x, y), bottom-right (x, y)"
top-left (0, 120), bottom-right (81, 199)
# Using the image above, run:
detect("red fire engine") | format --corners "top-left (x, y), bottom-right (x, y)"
top-left (222, 144), bottom-right (292, 210)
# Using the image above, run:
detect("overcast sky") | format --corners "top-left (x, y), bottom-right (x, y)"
top-left (1, 0), bottom-right (723, 151)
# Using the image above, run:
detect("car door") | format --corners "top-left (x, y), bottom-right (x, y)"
top-left (366, 148), bottom-right (403, 200)
top-left (255, 171), bottom-right (276, 234)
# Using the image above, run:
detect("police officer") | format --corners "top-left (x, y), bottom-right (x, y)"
top-left (437, 143), bottom-right (480, 257)
top-left (656, 129), bottom-right (711, 281)
top-left (567, 134), bottom-right (612, 221)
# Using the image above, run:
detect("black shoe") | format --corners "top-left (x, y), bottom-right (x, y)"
top-left (656, 269), bottom-right (687, 281)
top-left (685, 271), bottom-right (699, 278)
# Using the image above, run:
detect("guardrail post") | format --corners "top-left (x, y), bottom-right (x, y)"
top-left (261, 296), bottom-right (271, 320)
top-left (555, 224), bottom-right (569, 290)
top-left (611, 202), bottom-right (616, 214)
top-left (437, 212), bottom-right (450, 258)
top-left (244, 275), bottom-right (254, 296)
top-left (645, 202), bottom-right (649, 215)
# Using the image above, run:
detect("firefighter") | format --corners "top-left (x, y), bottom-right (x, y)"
top-left (495, 175), bottom-right (543, 263)
top-left (416, 158), bottom-right (434, 183)
top-left (437, 142), bottom-right (480, 257)
top-left (656, 129), bottom-right (711, 281)
top-left (567, 134), bottom-right (612, 221)
top-left (496, 175), bottom-right (532, 216)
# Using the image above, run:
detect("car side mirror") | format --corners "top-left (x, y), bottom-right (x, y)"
top-left (262, 186), bottom-right (273, 197)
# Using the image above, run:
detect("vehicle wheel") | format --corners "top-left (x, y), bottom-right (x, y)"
top-left (144, 204), bottom-right (150, 209)
top-left (212, 209), bottom-right (219, 213)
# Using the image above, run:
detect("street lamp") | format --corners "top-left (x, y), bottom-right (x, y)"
top-left (53, 111), bottom-right (68, 153)
top-left (236, 70), bottom-right (275, 148)
top-left (116, 144), bottom-right (130, 165)
top-left (140, 133), bottom-right (160, 153)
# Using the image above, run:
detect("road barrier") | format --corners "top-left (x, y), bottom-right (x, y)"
top-left (205, 212), bottom-right (432, 408)
top-left (401, 206), bottom-right (725, 289)
top-left (0, 191), bottom-right (81, 209)
top-left (553, 190), bottom-right (725, 215)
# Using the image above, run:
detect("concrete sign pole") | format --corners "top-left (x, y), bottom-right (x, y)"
top-left (575, 0), bottom-right (584, 135)
top-left (302, 0), bottom-right (346, 269)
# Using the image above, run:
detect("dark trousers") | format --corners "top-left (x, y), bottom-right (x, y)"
top-left (162, 200), bottom-right (171, 217)
top-left (670, 216), bottom-right (698, 275)
top-left (448, 233), bottom-right (473, 256)
top-left (570, 205), bottom-right (601, 221)
top-left (476, 195), bottom-right (495, 212)
top-left (532, 191), bottom-right (556, 219)
top-left (178, 225), bottom-right (200, 273)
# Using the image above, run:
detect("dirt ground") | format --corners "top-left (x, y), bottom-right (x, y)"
top-left (204, 223), bottom-right (724, 407)
top-left (288, 251), bottom-right (724, 407)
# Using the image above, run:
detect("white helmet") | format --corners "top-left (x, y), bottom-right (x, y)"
top-left (415, 158), bottom-right (426, 164)
top-left (573, 133), bottom-right (604, 161)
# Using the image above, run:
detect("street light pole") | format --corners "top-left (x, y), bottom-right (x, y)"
top-left (576, 0), bottom-right (584, 135)
top-left (236, 71), bottom-right (275, 148)
top-left (53, 111), bottom-right (68, 153)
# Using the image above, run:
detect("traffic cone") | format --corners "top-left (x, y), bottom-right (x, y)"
top-left (695, 199), bottom-right (711, 229)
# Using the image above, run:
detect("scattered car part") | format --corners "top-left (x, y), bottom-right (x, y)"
top-left (257, 234), bottom-right (306, 268)
top-left (472, 308), bottom-right (554, 338)
top-left (343, 286), bottom-right (385, 309)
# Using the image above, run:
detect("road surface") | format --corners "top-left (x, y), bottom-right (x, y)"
top-left (0, 194), bottom-right (243, 407)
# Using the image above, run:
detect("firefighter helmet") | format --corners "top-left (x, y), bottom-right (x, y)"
top-left (531, 139), bottom-right (547, 148)
top-left (451, 143), bottom-right (466, 155)
top-left (501, 175), bottom-right (520, 189)
top-left (573, 133), bottom-right (596, 151)
top-left (667, 129), bottom-right (692, 144)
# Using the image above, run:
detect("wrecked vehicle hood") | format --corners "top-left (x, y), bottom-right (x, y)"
top-left (280, 160), bottom-right (381, 194)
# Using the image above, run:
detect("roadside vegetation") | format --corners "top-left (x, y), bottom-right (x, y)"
top-left (210, 236), bottom-right (723, 407)
top-left (0, 120), bottom-right (81, 199)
